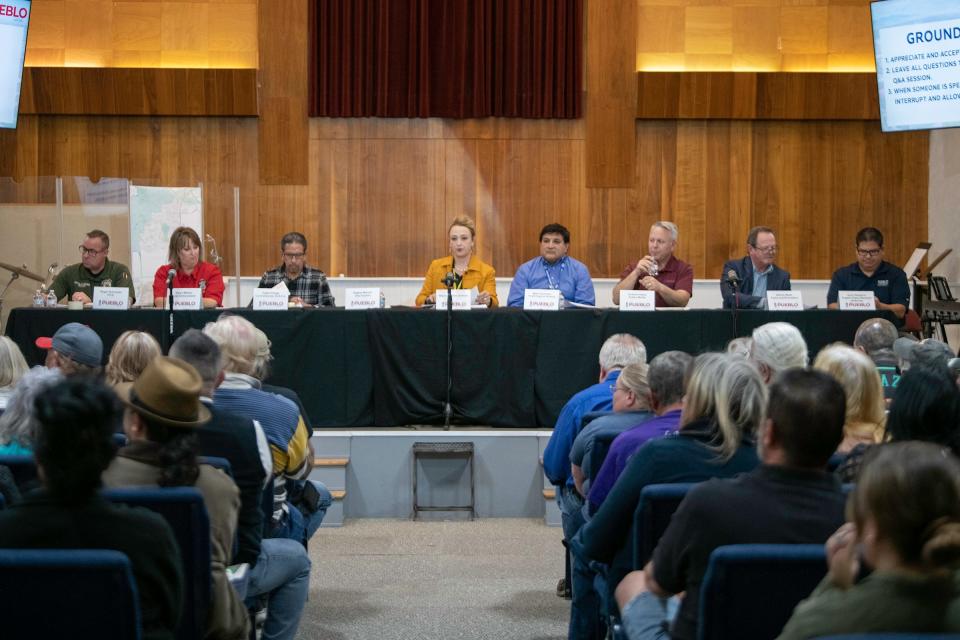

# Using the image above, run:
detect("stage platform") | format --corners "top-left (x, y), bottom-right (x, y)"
top-left (309, 427), bottom-right (560, 527)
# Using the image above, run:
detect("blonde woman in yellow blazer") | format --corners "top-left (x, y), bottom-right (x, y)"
top-left (415, 215), bottom-right (498, 307)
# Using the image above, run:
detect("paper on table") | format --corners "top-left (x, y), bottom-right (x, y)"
top-left (271, 281), bottom-right (291, 297)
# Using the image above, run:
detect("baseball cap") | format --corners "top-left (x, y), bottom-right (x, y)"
top-left (34, 322), bottom-right (103, 367)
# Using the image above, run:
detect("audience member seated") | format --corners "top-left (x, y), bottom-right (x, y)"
top-left (570, 362), bottom-right (654, 498)
top-left (886, 366), bottom-right (960, 455)
top-left (542, 332), bottom-right (646, 605)
top-left (750, 322), bottom-right (808, 384)
top-left (571, 353), bottom-right (766, 636)
top-left (171, 330), bottom-right (312, 640)
top-left (0, 378), bottom-right (183, 640)
top-left (725, 337), bottom-right (751, 358)
top-left (777, 442), bottom-right (960, 639)
top-left (103, 356), bottom-right (250, 639)
top-left (813, 344), bottom-right (885, 457)
top-left (0, 367), bottom-right (63, 456)
top-left (34, 322), bottom-right (103, 378)
top-left (615, 368), bottom-right (848, 640)
top-left (203, 315), bottom-right (331, 547)
top-left (588, 351), bottom-right (692, 514)
top-left (853, 317), bottom-right (901, 403)
top-left (0, 336), bottom-right (28, 413)
top-left (105, 330), bottom-right (162, 386)
top-left (251, 326), bottom-right (314, 429)
top-left (894, 336), bottom-right (956, 374)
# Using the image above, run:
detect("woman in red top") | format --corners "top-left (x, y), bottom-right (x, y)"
top-left (152, 226), bottom-right (224, 308)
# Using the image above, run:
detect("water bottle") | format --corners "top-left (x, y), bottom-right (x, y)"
top-left (46, 290), bottom-right (58, 307)
top-left (33, 290), bottom-right (44, 307)
top-left (379, 291), bottom-right (386, 308)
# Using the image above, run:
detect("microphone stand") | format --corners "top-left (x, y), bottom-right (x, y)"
top-left (165, 272), bottom-right (176, 353)
top-left (0, 271), bottom-right (18, 334)
top-left (443, 274), bottom-right (455, 430)
top-left (731, 278), bottom-right (740, 342)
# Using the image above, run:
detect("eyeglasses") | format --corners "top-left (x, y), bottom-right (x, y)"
top-left (752, 245), bottom-right (778, 254)
top-left (857, 248), bottom-right (882, 258)
top-left (283, 252), bottom-right (305, 260)
top-left (609, 384), bottom-right (627, 394)
top-left (79, 245), bottom-right (104, 256)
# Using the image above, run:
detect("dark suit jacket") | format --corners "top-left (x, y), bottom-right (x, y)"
top-left (197, 400), bottom-right (268, 567)
top-left (720, 256), bottom-right (791, 309)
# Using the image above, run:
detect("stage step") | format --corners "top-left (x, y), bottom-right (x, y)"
top-left (309, 439), bottom-right (350, 528)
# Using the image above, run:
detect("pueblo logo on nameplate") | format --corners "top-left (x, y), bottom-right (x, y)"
top-left (172, 288), bottom-right (202, 310)
top-left (92, 287), bottom-right (130, 310)
top-left (345, 288), bottom-right (380, 310)
top-left (523, 289), bottom-right (562, 311)
top-left (619, 290), bottom-right (655, 311)
top-left (252, 289), bottom-right (288, 311)
top-left (436, 289), bottom-right (471, 311)
top-left (838, 291), bottom-right (876, 311)
top-left (766, 291), bottom-right (803, 311)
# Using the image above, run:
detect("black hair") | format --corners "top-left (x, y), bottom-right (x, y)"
top-left (140, 416), bottom-right (200, 488)
top-left (886, 367), bottom-right (960, 455)
top-left (281, 232), bottom-right (307, 252)
top-left (855, 227), bottom-right (884, 248)
top-left (539, 223), bottom-right (570, 244)
top-left (768, 368), bottom-right (846, 468)
top-left (33, 379), bottom-right (118, 504)
top-left (169, 329), bottom-right (221, 385)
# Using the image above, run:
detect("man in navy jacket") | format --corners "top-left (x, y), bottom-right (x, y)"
top-left (720, 226), bottom-right (791, 309)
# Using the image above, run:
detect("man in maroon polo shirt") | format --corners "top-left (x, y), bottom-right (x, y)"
top-left (612, 221), bottom-right (694, 308)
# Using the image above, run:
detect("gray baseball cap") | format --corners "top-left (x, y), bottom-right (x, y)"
top-left (34, 322), bottom-right (103, 367)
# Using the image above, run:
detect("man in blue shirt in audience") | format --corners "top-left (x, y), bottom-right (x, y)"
top-left (508, 223), bottom-right (595, 307)
top-left (827, 227), bottom-right (909, 323)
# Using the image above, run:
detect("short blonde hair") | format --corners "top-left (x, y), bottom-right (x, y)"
top-left (105, 331), bottom-right (161, 386)
top-left (449, 215), bottom-right (476, 238)
top-left (251, 328), bottom-right (274, 381)
top-left (618, 362), bottom-right (651, 409)
top-left (203, 315), bottom-right (259, 376)
top-left (0, 336), bottom-right (28, 388)
top-left (813, 344), bottom-right (886, 444)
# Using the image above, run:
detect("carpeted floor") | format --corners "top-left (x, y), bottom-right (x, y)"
top-left (298, 519), bottom-right (568, 640)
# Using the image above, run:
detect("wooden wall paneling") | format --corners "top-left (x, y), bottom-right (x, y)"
top-left (725, 120), bottom-right (754, 262)
top-left (586, 0), bottom-right (637, 187)
top-left (673, 121), bottom-right (709, 274)
top-left (701, 121), bottom-right (738, 278)
top-left (257, 0), bottom-right (308, 185)
top-left (0, 116), bottom-right (39, 182)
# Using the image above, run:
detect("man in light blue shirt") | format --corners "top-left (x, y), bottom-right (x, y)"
top-left (507, 223), bottom-right (595, 307)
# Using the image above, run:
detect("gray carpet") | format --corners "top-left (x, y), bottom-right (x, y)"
top-left (297, 519), bottom-right (568, 639)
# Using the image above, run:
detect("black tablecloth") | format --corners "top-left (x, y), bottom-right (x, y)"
top-left (5, 307), bottom-right (886, 428)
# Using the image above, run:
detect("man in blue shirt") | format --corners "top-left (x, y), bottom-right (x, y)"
top-left (827, 227), bottom-right (909, 322)
top-left (720, 226), bottom-right (791, 309)
top-left (507, 223), bottom-right (595, 307)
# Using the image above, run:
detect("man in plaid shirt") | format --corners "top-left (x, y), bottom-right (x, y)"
top-left (257, 232), bottom-right (335, 307)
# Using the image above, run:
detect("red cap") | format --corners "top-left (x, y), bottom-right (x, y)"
top-left (35, 336), bottom-right (53, 349)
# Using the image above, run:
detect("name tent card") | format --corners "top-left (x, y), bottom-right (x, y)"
top-left (92, 287), bottom-right (129, 310)
top-left (766, 290), bottom-right (804, 311)
top-left (345, 287), bottom-right (381, 310)
top-left (523, 289), bottom-right (562, 311)
top-left (252, 289), bottom-right (288, 311)
top-left (838, 291), bottom-right (877, 311)
top-left (620, 290), bottom-right (656, 311)
top-left (172, 288), bottom-right (202, 310)
top-left (435, 289), bottom-right (471, 311)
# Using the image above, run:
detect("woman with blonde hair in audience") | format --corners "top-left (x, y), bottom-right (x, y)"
top-left (813, 344), bottom-right (886, 454)
top-left (105, 330), bottom-right (161, 386)
top-left (778, 442), bottom-right (960, 638)
top-left (0, 336), bottom-right (29, 413)
top-left (416, 215), bottom-right (498, 307)
top-left (571, 353), bottom-right (766, 612)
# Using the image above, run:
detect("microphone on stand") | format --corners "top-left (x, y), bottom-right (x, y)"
top-left (442, 260), bottom-right (456, 429)
top-left (727, 270), bottom-right (741, 341)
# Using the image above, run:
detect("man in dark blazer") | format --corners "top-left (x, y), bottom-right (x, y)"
top-left (720, 226), bottom-right (791, 309)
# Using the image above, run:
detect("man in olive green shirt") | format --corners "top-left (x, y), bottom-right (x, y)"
top-left (49, 230), bottom-right (136, 305)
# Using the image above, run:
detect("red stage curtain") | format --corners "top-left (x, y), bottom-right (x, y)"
top-left (309, 0), bottom-right (582, 118)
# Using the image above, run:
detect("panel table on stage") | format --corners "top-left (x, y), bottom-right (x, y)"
top-left (5, 307), bottom-right (888, 429)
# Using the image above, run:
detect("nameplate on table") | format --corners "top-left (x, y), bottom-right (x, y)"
top-left (435, 289), bottom-right (471, 311)
top-left (523, 289), bottom-right (562, 311)
top-left (838, 291), bottom-right (876, 311)
top-left (619, 290), bottom-right (655, 311)
top-left (172, 288), bottom-right (202, 310)
top-left (345, 287), bottom-right (381, 310)
top-left (252, 289), bottom-right (288, 311)
top-left (766, 291), bottom-right (803, 311)
top-left (92, 287), bottom-right (129, 310)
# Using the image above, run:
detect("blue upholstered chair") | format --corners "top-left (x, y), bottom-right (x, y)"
top-left (104, 486), bottom-right (211, 640)
top-left (631, 482), bottom-right (695, 568)
top-left (0, 548), bottom-right (141, 638)
top-left (698, 544), bottom-right (827, 640)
